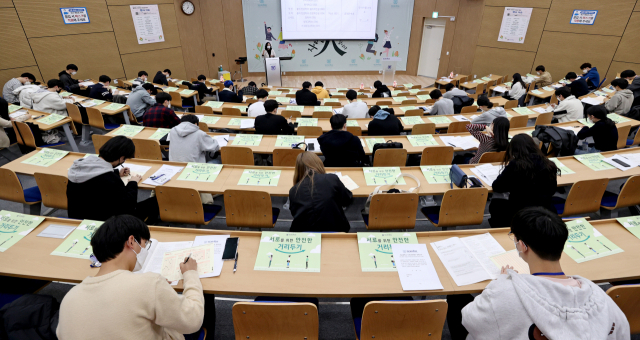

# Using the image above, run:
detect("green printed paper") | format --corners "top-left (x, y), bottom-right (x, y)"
top-left (314, 106), bottom-right (333, 112)
top-left (543, 86), bottom-right (554, 91)
top-left (37, 114), bottom-right (65, 125)
top-left (357, 232), bottom-right (418, 271)
top-left (227, 118), bottom-right (244, 126)
top-left (51, 220), bottom-right (103, 259)
top-left (174, 80), bottom-right (184, 85)
top-left (91, 99), bottom-right (105, 105)
top-left (103, 103), bottom-right (125, 111)
top-left (574, 153), bottom-right (615, 171)
top-left (407, 134), bottom-right (438, 147)
top-left (232, 134), bottom-right (263, 146)
top-left (238, 169), bottom-right (281, 186)
top-left (268, 91), bottom-right (282, 95)
top-left (391, 90), bottom-right (402, 96)
top-left (254, 232), bottom-right (321, 272)
top-left (109, 86), bottom-right (117, 90)
top-left (579, 118), bottom-right (595, 127)
top-left (417, 95), bottom-right (431, 101)
top-left (608, 113), bottom-right (630, 124)
top-left (400, 116), bottom-right (424, 125)
top-left (164, 87), bottom-right (179, 92)
top-left (512, 107), bottom-right (537, 115)
top-left (504, 82), bottom-right (512, 87)
top-left (473, 79), bottom-right (484, 84)
top-left (180, 89), bottom-right (195, 95)
top-left (363, 167), bottom-right (406, 186)
top-left (602, 87), bottom-right (614, 93)
top-left (420, 165), bottom-right (451, 184)
top-left (393, 96), bottom-right (408, 102)
top-left (408, 89), bottom-right (420, 94)
top-left (286, 105), bottom-right (305, 112)
top-left (198, 116), bottom-right (219, 124)
top-left (59, 92), bottom-right (72, 97)
top-left (112, 125), bottom-right (144, 137)
top-left (203, 101), bottom-right (223, 108)
top-left (525, 74), bottom-right (537, 78)
top-left (594, 91), bottom-right (607, 97)
top-left (148, 128), bottom-right (170, 140)
top-left (324, 98), bottom-right (340, 103)
top-left (0, 211), bottom-right (44, 252)
top-left (399, 106), bottom-right (418, 112)
top-left (346, 120), bottom-right (360, 127)
top-left (531, 90), bottom-right (543, 95)
top-left (275, 97), bottom-right (290, 103)
top-left (233, 106), bottom-right (248, 113)
top-left (482, 77), bottom-right (492, 81)
top-left (429, 116), bottom-right (452, 124)
top-left (296, 118), bottom-right (318, 126)
top-left (564, 219), bottom-right (623, 263)
top-left (8, 105), bottom-right (22, 113)
top-left (21, 149), bottom-right (69, 167)
top-left (177, 163), bottom-right (223, 182)
top-left (403, 83), bottom-right (414, 88)
top-left (549, 158), bottom-right (575, 175)
top-left (364, 138), bottom-right (385, 151)
top-left (275, 135), bottom-right (304, 147)
top-left (616, 216), bottom-right (640, 239)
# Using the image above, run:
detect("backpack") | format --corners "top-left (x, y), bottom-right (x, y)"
top-left (451, 95), bottom-right (474, 113)
top-left (362, 173), bottom-right (421, 214)
top-left (72, 102), bottom-right (89, 124)
top-left (371, 140), bottom-right (403, 165)
top-left (532, 125), bottom-right (579, 156)
top-left (0, 294), bottom-right (59, 340)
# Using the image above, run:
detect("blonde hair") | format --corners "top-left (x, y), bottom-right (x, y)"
top-left (293, 152), bottom-right (326, 195)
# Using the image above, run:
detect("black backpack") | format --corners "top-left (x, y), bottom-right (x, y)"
top-left (451, 95), bottom-right (474, 113)
top-left (532, 125), bottom-right (579, 156)
top-left (371, 140), bottom-right (404, 165)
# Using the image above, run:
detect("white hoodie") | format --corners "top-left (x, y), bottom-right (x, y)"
top-left (12, 85), bottom-right (42, 108)
top-left (31, 91), bottom-right (68, 116)
top-left (463, 270), bottom-right (629, 340)
top-left (554, 95), bottom-right (584, 123)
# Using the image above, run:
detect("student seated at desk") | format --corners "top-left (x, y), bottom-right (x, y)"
top-left (247, 89), bottom-right (269, 117)
top-left (133, 71), bottom-right (149, 86)
top-left (89, 75), bottom-right (121, 102)
top-left (218, 80), bottom-right (243, 103)
top-left (576, 105), bottom-right (618, 154)
top-left (127, 83), bottom-right (156, 119)
top-left (30, 79), bottom-right (70, 116)
top-left (429, 89), bottom-right (454, 115)
top-left (470, 95), bottom-right (508, 124)
top-left (2, 72), bottom-right (36, 104)
top-left (367, 106), bottom-right (403, 136)
top-left (466, 117), bottom-right (509, 164)
top-left (289, 152), bottom-right (353, 232)
top-left (311, 81), bottom-right (330, 99)
top-left (531, 65), bottom-right (552, 88)
top-left (295, 81), bottom-right (319, 106)
top-left (254, 99), bottom-right (294, 135)
top-left (1, 97), bottom-right (29, 151)
top-left (551, 86), bottom-right (583, 123)
top-left (341, 90), bottom-right (369, 118)
top-left (621, 69), bottom-right (640, 99)
top-left (371, 80), bottom-right (392, 98)
top-left (502, 73), bottom-right (526, 101)
top-left (152, 69), bottom-right (171, 86)
top-left (443, 83), bottom-right (469, 99)
top-left (67, 136), bottom-right (160, 222)
top-left (240, 81), bottom-right (258, 96)
top-left (489, 134), bottom-right (558, 228)
top-left (192, 75), bottom-right (215, 102)
top-left (580, 62), bottom-right (600, 89)
top-left (143, 93), bottom-right (181, 128)
top-left (565, 72), bottom-right (589, 98)
top-left (459, 207), bottom-right (630, 340)
top-left (169, 115), bottom-right (220, 164)
top-left (605, 78), bottom-right (634, 115)
top-left (57, 215), bottom-right (206, 340)
top-left (318, 114), bottom-right (368, 167)
top-left (59, 64), bottom-right (80, 94)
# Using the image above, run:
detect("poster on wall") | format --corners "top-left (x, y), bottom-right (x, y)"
top-left (570, 10), bottom-right (598, 25)
top-left (497, 7), bottom-right (532, 44)
top-left (130, 5), bottom-right (165, 45)
top-left (60, 7), bottom-right (90, 24)
top-left (242, 0), bottom-right (414, 73)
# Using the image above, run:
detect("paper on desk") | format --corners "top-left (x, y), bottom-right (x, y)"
top-left (37, 224), bottom-right (76, 239)
top-left (392, 244), bottom-right (443, 291)
top-left (116, 164), bottom-right (152, 185)
top-left (142, 165), bottom-right (184, 186)
top-left (431, 237), bottom-right (492, 286)
top-left (532, 106), bottom-right (552, 114)
top-left (440, 136), bottom-right (479, 150)
top-left (193, 235), bottom-right (230, 277)
top-left (240, 119), bottom-right (255, 129)
top-left (79, 81), bottom-right (95, 86)
top-left (470, 163), bottom-right (501, 186)
top-left (336, 174), bottom-right (359, 191)
top-left (490, 250), bottom-right (530, 274)
top-left (460, 233), bottom-right (506, 280)
top-left (581, 97), bottom-right (604, 105)
top-left (603, 154), bottom-right (639, 171)
top-left (470, 115), bottom-right (478, 120)
top-left (492, 86), bottom-right (507, 93)
top-left (213, 134), bottom-right (229, 147)
top-left (9, 110), bottom-right (28, 119)
top-left (140, 240), bottom-right (194, 274)
top-left (333, 108), bottom-right (344, 115)
top-left (620, 153), bottom-right (640, 163)
top-left (453, 115), bottom-right (470, 122)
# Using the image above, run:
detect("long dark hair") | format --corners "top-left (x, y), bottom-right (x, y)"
top-left (512, 73), bottom-right (526, 89)
top-left (502, 134), bottom-right (559, 180)
top-left (0, 97), bottom-right (9, 121)
top-left (492, 117), bottom-right (510, 152)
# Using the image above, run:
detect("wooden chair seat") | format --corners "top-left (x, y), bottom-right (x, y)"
top-left (156, 186), bottom-right (222, 225)
top-left (551, 179), bottom-right (609, 217)
top-left (420, 146), bottom-right (454, 165)
top-left (12, 121), bottom-right (66, 149)
top-left (221, 146), bottom-right (254, 165)
top-left (222, 107), bottom-right (242, 116)
top-left (606, 285), bottom-right (640, 334)
top-left (281, 110), bottom-right (302, 118)
top-left (401, 99), bottom-right (418, 105)
top-left (600, 176), bottom-right (640, 217)
top-left (273, 148), bottom-right (304, 166)
top-left (447, 121), bottom-right (471, 133)
top-left (372, 148), bottom-right (407, 167)
top-left (224, 190), bottom-right (279, 229)
top-left (404, 109), bottom-right (424, 116)
top-left (362, 192), bottom-right (419, 230)
top-left (534, 111), bottom-right (553, 126)
top-left (376, 101), bottom-right (392, 106)
top-left (91, 134), bottom-right (113, 154)
top-left (132, 139), bottom-right (163, 160)
top-left (460, 106), bottom-right (478, 113)
top-left (34, 172), bottom-right (68, 210)
top-left (508, 115), bottom-right (529, 129)
top-left (195, 105), bottom-right (214, 115)
top-left (312, 111), bottom-right (332, 118)
top-left (412, 123), bottom-right (436, 135)
top-left (478, 151), bottom-right (505, 164)
top-left (617, 125), bottom-right (631, 149)
top-left (504, 100), bottom-right (518, 109)
top-left (232, 302), bottom-right (318, 340)
top-left (0, 168), bottom-right (41, 215)
top-left (347, 126), bottom-right (362, 136)
top-left (324, 102), bottom-right (341, 107)
top-left (297, 126), bottom-right (323, 137)
top-left (86, 107), bottom-right (119, 131)
top-left (422, 188), bottom-right (488, 229)
top-left (357, 300), bottom-right (448, 340)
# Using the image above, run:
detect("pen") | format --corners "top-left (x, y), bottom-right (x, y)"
top-left (233, 252), bottom-right (239, 273)
top-left (184, 253), bottom-right (192, 263)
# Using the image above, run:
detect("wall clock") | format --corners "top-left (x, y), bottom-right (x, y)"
top-left (182, 1), bottom-right (195, 15)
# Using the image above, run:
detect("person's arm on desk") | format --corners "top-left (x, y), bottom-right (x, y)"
top-left (333, 175), bottom-right (354, 207)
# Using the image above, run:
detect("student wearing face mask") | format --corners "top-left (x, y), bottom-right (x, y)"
top-left (134, 71), bottom-right (149, 85)
top-left (2, 72), bottom-right (36, 104)
top-left (142, 92), bottom-right (181, 128)
top-left (59, 64), bottom-right (80, 93)
top-left (531, 65), bottom-right (552, 88)
top-left (67, 136), bottom-right (160, 222)
top-left (551, 86), bottom-right (583, 123)
top-left (470, 95), bottom-right (507, 125)
top-left (262, 42), bottom-right (276, 58)
top-left (153, 69), bottom-right (171, 86)
top-left (580, 62), bottom-right (600, 89)
top-left (501, 73), bottom-right (526, 101)
top-left (30, 79), bottom-right (72, 116)
top-left (57, 215), bottom-right (208, 340)
top-left (576, 105), bottom-right (618, 154)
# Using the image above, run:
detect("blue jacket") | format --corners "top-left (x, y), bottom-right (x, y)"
top-left (583, 67), bottom-right (600, 88)
top-left (88, 83), bottom-right (113, 101)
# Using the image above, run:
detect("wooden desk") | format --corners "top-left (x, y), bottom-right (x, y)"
top-left (459, 75), bottom-right (502, 91)
top-left (19, 109), bottom-right (79, 152)
top-left (435, 75), bottom-right (467, 88)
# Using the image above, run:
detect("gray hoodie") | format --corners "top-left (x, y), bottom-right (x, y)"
top-left (431, 97), bottom-right (454, 115)
top-left (31, 90), bottom-right (68, 116)
top-left (463, 270), bottom-right (630, 340)
top-left (13, 85), bottom-right (42, 109)
top-left (442, 87), bottom-right (468, 99)
top-left (168, 122), bottom-right (220, 163)
top-left (68, 156), bottom-right (114, 183)
top-left (470, 107), bottom-right (507, 125)
top-left (126, 85), bottom-right (156, 118)
top-left (605, 89), bottom-right (634, 115)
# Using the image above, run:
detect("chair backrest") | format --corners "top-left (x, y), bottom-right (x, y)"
top-left (460, 106), bottom-right (478, 113)
top-left (12, 121), bottom-right (36, 148)
top-left (198, 122), bottom-right (209, 132)
top-left (91, 134), bottom-right (112, 153)
top-left (312, 111), bottom-right (332, 118)
top-left (401, 99), bottom-right (418, 104)
top-left (178, 84), bottom-right (189, 89)
top-left (232, 302), bottom-right (318, 340)
top-left (347, 126), bottom-right (362, 136)
top-left (412, 123), bottom-right (436, 135)
top-left (34, 172), bottom-right (68, 209)
top-left (504, 100), bottom-right (518, 109)
top-left (606, 285), bottom-right (640, 334)
top-left (475, 82), bottom-right (486, 94)
top-left (373, 149), bottom-right (407, 167)
top-left (437, 188), bottom-right (488, 227)
top-left (404, 109), bottom-right (423, 117)
top-left (224, 190), bottom-right (275, 228)
top-left (360, 300), bottom-right (448, 340)
top-left (420, 146), bottom-right (454, 165)
top-left (410, 85), bottom-right (422, 89)
top-left (611, 175), bottom-right (640, 209)
top-left (66, 102), bottom-right (84, 125)
top-left (534, 111), bottom-right (553, 126)
top-left (367, 193), bottom-right (419, 230)
top-left (376, 100), bottom-right (392, 105)
top-left (132, 139), bottom-right (162, 160)
top-left (281, 110), bottom-right (302, 118)
top-left (447, 121), bottom-right (471, 133)
top-left (169, 91), bottom-right (183, 107)
top-left (246, 98), bottom-right (258, 104)
top-left (221, 146), bottom-right (254, 165)
top-left (0, 168), bottom-right (29, 204)
top-left (561, 178), bottom-right (609, 216)
top-left (195, 105), bottom-right (214, 115)
top-left (297, 126), bottom-right (323, 137)
top-left (273, 148), bottom-right (304, 166)
top-left (550, 93), bottom-right (558, 105)
top-left (86, 107), bottom-right (108, 130)
top-left (617, 125), bottom-right (631, 149)
top-left (222, 107), bottom-right (242, 116)
top-left (478, 151), bottom-right (505, 164)
top-left (156, 186), bottom-right (206, 225)
top-left (167, 80), bottom-right (177, 87)
top-left (286, 93), bottom-right (296, 98)
top-left (509, 115), bottom-right (529, 129)
top-left (332, 94), bottom-right (346, 98)
top-left (323, 101), bottom-right (341, 107)
top-left (425, 99), bottom-right (436, 105)
top-left (357, 94), bottom-right (369, 98)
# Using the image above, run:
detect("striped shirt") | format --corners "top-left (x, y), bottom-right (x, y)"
top-left (467, 123), bottom-right (495, 164)
top-left (2, 78), bottom-right (22, 103)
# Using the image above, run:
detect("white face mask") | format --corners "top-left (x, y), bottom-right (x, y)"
top-left (165, 74), bottom-right (170, 78)
top-left (132, 239), bottom-right (148, 272)
top-left (71, 71), bottom-right (77, 75)
top-left (582, 69), bottom-right (588, 74)
top-left (537, 72), bottom-right (541, 76)
top-left (24, 81), bottom-right (31, 85)
top-left (514, 240), bottom-right (525, 259)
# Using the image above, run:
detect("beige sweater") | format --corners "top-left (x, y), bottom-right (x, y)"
top-left (57, 270), bottom-right (204, 340)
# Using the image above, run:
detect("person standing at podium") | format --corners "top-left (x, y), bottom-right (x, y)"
top-left (262, 42), bottom-right (276, 58)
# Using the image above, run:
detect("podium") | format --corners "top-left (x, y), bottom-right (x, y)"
top-left (381, 57), bottom-right (401, 85)
top-left (264, 57), bottom-right (292, 87)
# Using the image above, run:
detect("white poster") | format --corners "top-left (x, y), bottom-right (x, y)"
top-left (570, 10), bottom-right (598, 25)
top-left (130, 5), bottom-right (165, 45)
top-left (497, 7), bottom-right (532, 44)
top-left (60, 7), bottom-right (90, 24)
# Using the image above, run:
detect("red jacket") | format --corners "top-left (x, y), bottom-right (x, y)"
top-left (142, 103), bottom-right (180, 128)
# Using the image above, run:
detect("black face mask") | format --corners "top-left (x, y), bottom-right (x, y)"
top-left (114, 158), bottom-right (125, 169)
top-left (56, 88), bottom-right (62, 93)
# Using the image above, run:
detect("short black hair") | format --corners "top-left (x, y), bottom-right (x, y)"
top-left (510, 207), bottom-right (567, 261)
top-left (138, 71), bottom-right (148, 77)
top-left (444, 83), bottom-right (455, 92)
top-left (163, 69), bottom-right (172, 75)
top-left (142, 83), bottom-right (156, 92)
top-left (373, 80), bottom-right (382, 89)
top-left (565, 72), bottom-right (577, 80)
top-left (587, 105), bottom-right (608, 120)
top-left (555, 86), bottom-right (571, 99)
top-left (99, 75), bottom-right (111, 83)
top-left (264, 99), bottom-right (279, 113)
top-left (367, 105), bottom-right (381, 117)
top-left (314, 81), bottom-right (323, 87)
top-left (155, 92), bottom-right (172, 104)
top-left (197, 74), bottom-right (206, 81)
top-left (90, 215), bottom-right (151, 263)
top-left (430, 89), bottom-right (442, 100)
top-left (611, 78), bottom-right (629, 89)
top-left (620, 70), bottom-right (636, 78)
top-left (255, 89), bottom-right (269, 99)
top-left (248, 81), bottom-right (256, 87)
top-left (580, 63), bottom-right (592, 69)
top-left (66, 64), bottom-right (78, 71)
top-left (47, 79), bottom-right (63, 89)
top-left (535, 65), bottom-right (545, 72)
top-left (99, 136), bottom-right (135, 162)
top-left (346, 89), bottom-right (357, 101)
top-left (330, 114), bottom-right (346, 130)
top-left (21, 73), bottom-right (36, 82)
top-left (181, 114), bottom-right (199, 124)
top-left (302, 81), bottom-right (312, 89)
top-left (477, 95), bottom-right (493, 108)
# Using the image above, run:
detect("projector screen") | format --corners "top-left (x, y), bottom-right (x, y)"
top-left (281, 0), bottom-right (379, 40)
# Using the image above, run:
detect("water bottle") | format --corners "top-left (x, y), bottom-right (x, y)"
top-left (218, 65), bottom-right (223, 72)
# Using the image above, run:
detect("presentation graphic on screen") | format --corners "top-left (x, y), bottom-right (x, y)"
top-left (281, 0), bottom-right (379, 40)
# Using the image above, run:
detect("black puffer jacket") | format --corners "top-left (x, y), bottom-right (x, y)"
top-left (0, 294), bottom-right (59, 340)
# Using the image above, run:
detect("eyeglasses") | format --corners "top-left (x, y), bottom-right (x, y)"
top-left (508, 232), bottom-right (516, 242)
top-left (144, 239), bottom-right (153, 250)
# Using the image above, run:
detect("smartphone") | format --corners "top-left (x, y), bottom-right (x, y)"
top-left (222, 237), bottom-right (239, 260)
top-left (308, 143), bottom-right (315, 151)
top-left (612, 159), bottom-right (630, 168)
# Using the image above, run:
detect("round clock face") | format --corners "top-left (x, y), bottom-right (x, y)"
top-left (182, 1), bottom-right (195, 15)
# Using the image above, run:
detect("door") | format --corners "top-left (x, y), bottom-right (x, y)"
top-left (417, 18), bottom-right (446, 78)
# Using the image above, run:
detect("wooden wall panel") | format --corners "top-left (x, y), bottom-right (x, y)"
top-left (221, 1), bottom-right (246, 74)
top-left (120, 47), bottom-right (186, 80)
top-left (14, 0), bottom-right (113, 38)
top-left (484, 0), bottom-right (551, 8)
top-left (0, 66), bottom-right (43, 91)
top-left (544, 0), bottom-right (635, 36)
top-left (173, 0), bottom-right (209, 79)
top-left (434, 0), bottom-right (460, 78)
top-left (605, 61), bottom-right (640, 86)
top-left (0, 0), bottom-right (14, 8)
top-left (29, 32), bottom-right (125, 81)
top-left (613, 12), bottom-right (640, 64)
top-left (533, 31), bottom-right (620, 83)
top-left (109, 3), bottom-right (181, 54)
top-left (476, 6), bottom-right (548, 52)
top-left (471, 46), bottom-right (536, 79)
top-left (406, 0), bottom-right (437, 75)
top-left (447, 0), bottom-right (485, 75)
top-left (107, 0), bottom-right (172, 4)
top-left (201, 0), bottom-right (230, 76)
top-left (0, 8), bottom-right (37, 70)
top-left (636, 0), bottom-right (639, 11)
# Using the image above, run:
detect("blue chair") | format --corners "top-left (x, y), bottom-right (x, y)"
top-left (0, 168), bottom-right (41, 215)
top-left (183, 328), bottom-right (207, 340)
top-left (600, 176), bottom-right (640, 218)
top-left (232, 301), bottom-right (318, 340)
top-left (156, 187), bottom-right (222, 226)
top-left (551, 179), bottom-right (608, 218)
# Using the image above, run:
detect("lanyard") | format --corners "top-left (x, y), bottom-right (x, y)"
top-left (532, 272), bottom-right (565, 276)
